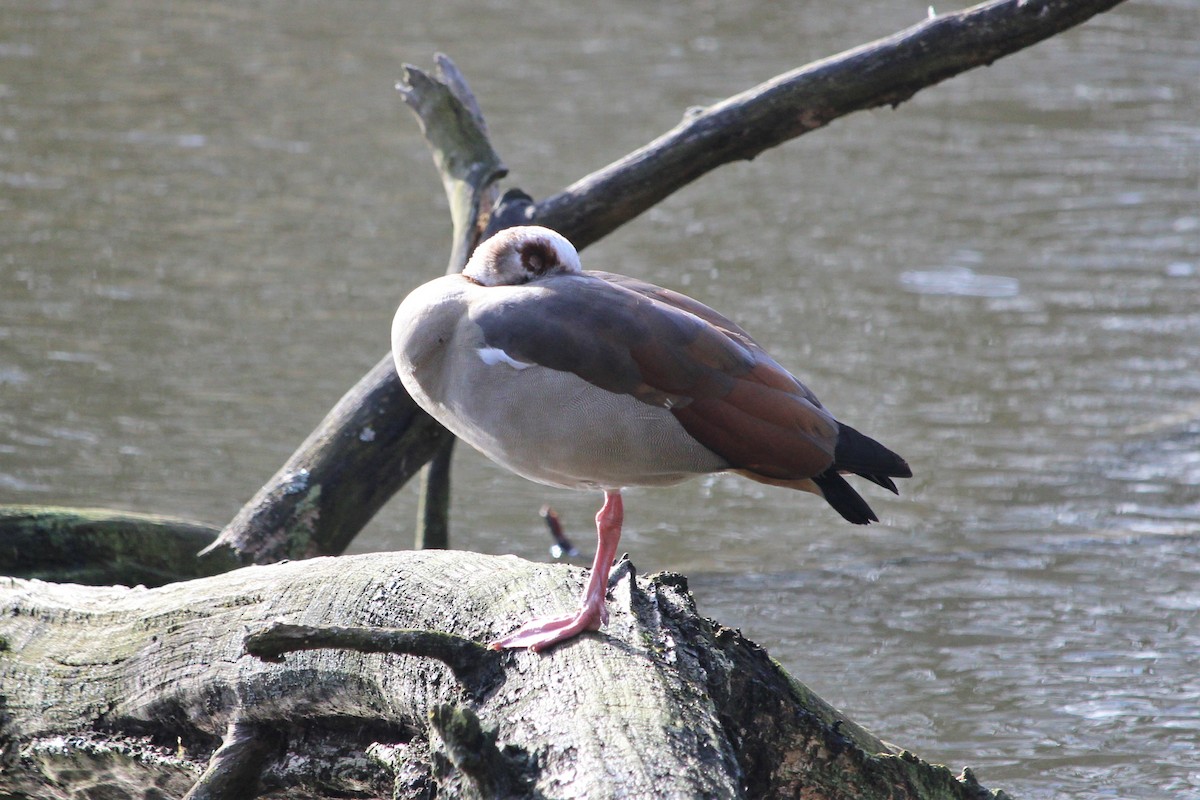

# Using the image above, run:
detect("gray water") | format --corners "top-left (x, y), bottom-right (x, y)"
top-left (3, 1), bottom-right (1198, 797)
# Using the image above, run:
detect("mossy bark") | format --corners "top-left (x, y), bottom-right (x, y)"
top-left (0, 506), bottom-right (233, 587)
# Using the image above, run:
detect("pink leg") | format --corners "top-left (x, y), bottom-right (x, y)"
top-left (490, 490), bottom-right (624, 652)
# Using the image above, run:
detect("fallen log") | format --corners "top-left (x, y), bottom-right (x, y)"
top-left (0, 551), bottom-right (1005, 799)
top-left (0, 505), bottom-right (231, 587)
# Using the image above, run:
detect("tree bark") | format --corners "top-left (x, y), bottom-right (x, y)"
top-left (0, 551), bottom-right (1006, 799)
top-left (202, 55), bottom-right (505, 565)
top-left (200, 356), bottom-right (454, 564)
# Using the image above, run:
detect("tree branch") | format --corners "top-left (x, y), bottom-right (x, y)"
top-left (415, 439), bottom-right (454, 549)
top-left (395, 54), bottom-right (507, 274)
top-left (182, 720), bottom-right (281, 800)
top-left (428, 703), bottom-right (527, 797)
top-left (244, 622), bottom-right (502, 695)
top-left (205, 0), bottom-right (1122, 564)
top-left (203, 55), bottom-right (505, 564)
top-left (200, 356), bottom-right (452, 563)
top-left (397, 54), bottom-right (506, 550)
top-left (530, 0), bottom-right (1128, 248)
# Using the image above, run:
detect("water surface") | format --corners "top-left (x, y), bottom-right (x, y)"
top-left (2, 1), bottom-right (1198, 797)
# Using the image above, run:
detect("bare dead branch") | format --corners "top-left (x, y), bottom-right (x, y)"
top-left (244, 622), bottom-right (502, 693)
top-left (531, 0), bottom-right (1128, 248)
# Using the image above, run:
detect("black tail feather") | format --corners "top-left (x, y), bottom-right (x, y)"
top-left (810, 422), bottom-right (912, 524)
top-left (812, 471), bottom-right (878, 525)
top-left (859, 472), bottom-right (899, 495)
top-left (834, 423), bottom-right (912, 494)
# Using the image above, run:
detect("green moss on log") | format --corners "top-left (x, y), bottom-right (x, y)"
top-left (0, 505), bottom-right (237, 587)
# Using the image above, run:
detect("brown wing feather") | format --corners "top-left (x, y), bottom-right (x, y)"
top-left (652, 355), bottom-right (837, 480)
top-left (594, 271), bottom-right (760, 349)
top-left (604, 272), bottom-right (838, 478)
top-left (470, 275), bottom-right (677, 406)
top-left (471, 271), bottom-right (838, 480)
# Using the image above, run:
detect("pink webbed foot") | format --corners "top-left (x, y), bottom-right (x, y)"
top-left (489, 600), bottom-right (608, 652)
top-left (491, 490), bottom-right (624, 653)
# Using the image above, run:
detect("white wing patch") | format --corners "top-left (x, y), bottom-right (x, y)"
top-left (476, 346), bottom-right (532, 371)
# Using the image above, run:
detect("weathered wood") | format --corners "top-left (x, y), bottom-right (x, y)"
top-left (181, 720), bottom-right (282, 800)
top-left (399, 54), bottom-right (503, 552)
top-left (400, 53), bottom-right (507, 276)
top-left (0, 5), bottom-right (1128, 794)
top-left (244, 622), bottom-right (501, 693)
top-left (199, 356), bottom-right (454, 564)
top-left (414, 439), bottom-right (454, 550)
top-left (0, 551), bottom-right (1006, 799)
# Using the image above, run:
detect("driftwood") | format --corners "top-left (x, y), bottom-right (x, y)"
top-left (0, 551), bottom-right (1003, 799)
top-left (0, 0), bottom-right (1129, 796)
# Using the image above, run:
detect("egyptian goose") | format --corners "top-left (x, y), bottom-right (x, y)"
top-left (391, 226), bottom-right (911, 652)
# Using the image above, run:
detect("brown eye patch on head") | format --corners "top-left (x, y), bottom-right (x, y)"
top-left (518, 238), bottom-right (558, 276)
